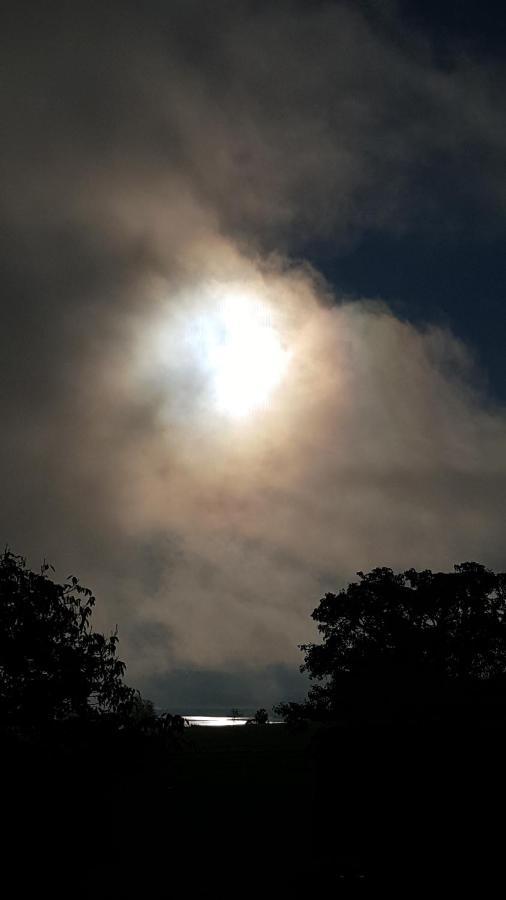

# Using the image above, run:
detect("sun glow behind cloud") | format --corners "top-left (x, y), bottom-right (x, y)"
top-left (137, 281), bottom-right (293, 424)
top-left (201, 292), bottom-right (290, 417)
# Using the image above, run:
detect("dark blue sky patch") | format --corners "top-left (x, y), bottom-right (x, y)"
top-left (398, 0), bottom-right (506, 62)
top-left (305, 229), bottom-right (506, 401)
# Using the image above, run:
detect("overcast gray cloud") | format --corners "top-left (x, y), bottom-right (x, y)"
top-left (1, 1), bottom-right (505, 706)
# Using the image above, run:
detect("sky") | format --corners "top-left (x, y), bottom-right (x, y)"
top-left (2, 0), bottom-right (506, 710)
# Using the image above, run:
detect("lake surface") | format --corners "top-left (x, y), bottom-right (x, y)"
top-left (185, 715), bottom-right (251, 727)
top-left (158, 707), bottom-right (280, 726)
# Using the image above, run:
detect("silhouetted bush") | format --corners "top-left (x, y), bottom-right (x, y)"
top-left (244, 707), bottom-right (269, 725)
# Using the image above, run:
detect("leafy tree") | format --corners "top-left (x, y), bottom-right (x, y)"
top-left (296, 562), bottom-right (506, 719)
top-left (293, 563), bottom-right (506, 883)
top-left (273, 564), bottom-right (506, 882)
top-left (0, 548), bottom-right (135, 727)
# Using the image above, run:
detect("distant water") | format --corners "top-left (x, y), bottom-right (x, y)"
top-left (185, 715), bottom-right (251, 727)
top-left (157, 708), bottom-right (280, 726)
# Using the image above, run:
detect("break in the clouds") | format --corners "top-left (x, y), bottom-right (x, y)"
top-left (1, 1), bottom-right (505, 706)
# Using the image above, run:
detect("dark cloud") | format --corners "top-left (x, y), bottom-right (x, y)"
top-left (1, 1), bottom-right (505, 708)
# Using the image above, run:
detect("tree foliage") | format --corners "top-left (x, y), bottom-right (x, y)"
top-left (299, 562), bottom-right (506, 717)
top-left (0, 548), bottom-right (135, 727)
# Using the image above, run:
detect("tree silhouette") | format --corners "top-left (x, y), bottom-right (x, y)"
top-left (278, 562), bottom-right (506, 722)
top-left (284, 563), bottom-right (506, 883)
top-left (0, 550), bottom-right (182, 897)
top-left (0, 548), bottom-right (135, 728)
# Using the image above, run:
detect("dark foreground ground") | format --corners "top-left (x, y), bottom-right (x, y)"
top-left (5, 722), bottom-right (321, 897)
top-left (4, 716), bottom-right (506, 896)
top-left (83, 723), bottom-right (328, 896)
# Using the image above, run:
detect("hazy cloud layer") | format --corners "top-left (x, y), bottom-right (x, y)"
top-left (1, 2), bottom-right (505, 704)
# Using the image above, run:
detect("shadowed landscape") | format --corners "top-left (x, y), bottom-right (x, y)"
top-left (3, 550), bottom-right (506, 893)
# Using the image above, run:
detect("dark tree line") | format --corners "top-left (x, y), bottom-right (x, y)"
top-left (4, 547), bottom-right (506, 887)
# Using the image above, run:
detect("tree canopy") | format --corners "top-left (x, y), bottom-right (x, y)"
top-left (294, 563), bottom-right (506, 883)
top-left (0, 548), bottom-right (135, 727)
top-left (297, 562), bottom-right (506, 718)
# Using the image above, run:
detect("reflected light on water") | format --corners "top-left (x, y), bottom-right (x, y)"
top-left (185, 715), bottom-right (250, 727)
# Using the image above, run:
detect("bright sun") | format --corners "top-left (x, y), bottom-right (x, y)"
top-left (201, 292), bottom-right (290, 417)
